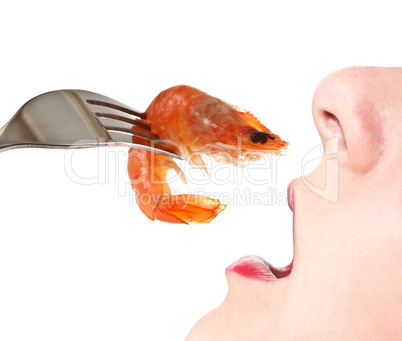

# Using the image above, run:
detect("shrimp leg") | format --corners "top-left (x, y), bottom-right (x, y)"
top-left (128, 149), bottom-right (226, 224)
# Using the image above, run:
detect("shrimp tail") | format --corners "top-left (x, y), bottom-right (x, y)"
top-left (155, 194), bottom-right (226, 224)
top-left (128, 149), bottom-right (226, 224)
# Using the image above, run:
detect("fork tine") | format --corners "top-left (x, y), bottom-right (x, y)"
top-left (95, 112), bottom-right (152, 132)
top-left (104, 126), bottom-right (162, 142)
top-left (86, 99), bottom-right (146, 119)
top-left (87, 97), bottom-right (181, 158)
top-left (107, 129), bottom-right (178, 156)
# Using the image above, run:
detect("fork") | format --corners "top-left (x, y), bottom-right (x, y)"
top-left (0, 89), bottom-right (181, 159)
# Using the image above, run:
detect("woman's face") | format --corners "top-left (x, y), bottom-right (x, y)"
top-left (187, 67), bottom-right (402, 340)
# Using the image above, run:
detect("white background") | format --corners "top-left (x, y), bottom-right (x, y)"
top-left (0, 1), bottom-right (401, 340)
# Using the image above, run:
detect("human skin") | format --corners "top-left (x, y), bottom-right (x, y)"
top-left (186, 67), bottom-right (402, 340)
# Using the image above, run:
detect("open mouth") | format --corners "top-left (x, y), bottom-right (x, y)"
top-left (225, 181), bottom-right (295, 281)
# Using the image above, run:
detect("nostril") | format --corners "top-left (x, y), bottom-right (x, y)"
top-left (323, 110), bottom-right (341, 132)
top-left (322, 110), bottom-right (347, 149)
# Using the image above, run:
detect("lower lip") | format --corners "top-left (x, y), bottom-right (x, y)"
top-left (226, 255), bottom-right (293, 282)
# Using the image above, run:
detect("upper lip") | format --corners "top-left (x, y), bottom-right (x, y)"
top-left (287, 180), bottom-right (294, 212)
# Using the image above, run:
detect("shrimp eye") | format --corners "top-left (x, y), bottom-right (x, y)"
top-left (250, 131), bottom-right (276, 144)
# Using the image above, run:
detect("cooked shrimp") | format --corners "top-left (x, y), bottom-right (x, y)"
top-left (128, 85), bottom-right (288, 224)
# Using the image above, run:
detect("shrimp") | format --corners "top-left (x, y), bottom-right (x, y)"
top-left (128, 85), bottom-right (288, 224)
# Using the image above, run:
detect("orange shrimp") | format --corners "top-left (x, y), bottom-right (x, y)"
top-left (128, 85), bottom-right (288, 224)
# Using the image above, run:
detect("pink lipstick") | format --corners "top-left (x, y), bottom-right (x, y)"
top-left (226, 255), bottom-right (293, 282)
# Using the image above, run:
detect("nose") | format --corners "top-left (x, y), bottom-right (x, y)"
top-left (312, 66), bottom-right (397, 174)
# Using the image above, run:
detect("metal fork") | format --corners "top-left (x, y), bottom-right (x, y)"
top-left (0, 89), bottom-right (181, 159)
